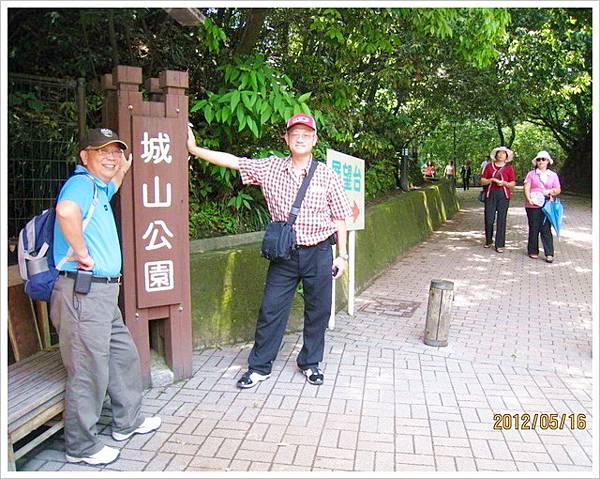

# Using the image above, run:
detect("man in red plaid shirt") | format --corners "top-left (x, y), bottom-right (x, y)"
top-left (187, 113), bottom-right (351, 388)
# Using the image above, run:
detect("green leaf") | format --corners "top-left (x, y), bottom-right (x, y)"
top-left (238, 114), bottom-right (247, 132)
top-left (297, 92), bottom-right (312, 103)
top-left (256, 70), bottom-right (265, 90)
top-left (274, 95), bottom-right (283, 115)
top-left (247, 117), bottom-right (259, 138)
top-left (236, 105), bottom-right (245, 125)
top-left (230, 90), bottom-right (241, 112)
top-left (222, 105), bottom-right (231, 123)
top-left (190, 99), bottom-right (207, 113)
top-left (260, 101), bottom-right (269, 114)
top-left (204, 104), bottom-right (214, 124)
top-left (260, 105), bottom-right (271, 124)
top-left (218, 91), bottom-right (233, 103)
top-left (242, 91), bottom-right (257, 110)
top-left (239, 73), bottom-right (249, 90)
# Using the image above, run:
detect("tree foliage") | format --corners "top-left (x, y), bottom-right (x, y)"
top-left (8, 7), bottom-right (591, 238)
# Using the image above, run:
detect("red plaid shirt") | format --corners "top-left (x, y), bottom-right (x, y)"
top-left (239, 156), bottom-right (352, 246)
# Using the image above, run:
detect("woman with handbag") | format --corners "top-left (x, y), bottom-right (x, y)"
top-left (523, 150), bottom-right (562, 263)
top-left (480, 146), bottom-right (516, 253)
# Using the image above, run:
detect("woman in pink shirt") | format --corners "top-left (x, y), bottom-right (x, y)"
top-left (523, 150), bottom-right (562, 263)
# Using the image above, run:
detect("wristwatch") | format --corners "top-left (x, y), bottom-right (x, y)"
top-left (338, 253), bottom-right (349, 261)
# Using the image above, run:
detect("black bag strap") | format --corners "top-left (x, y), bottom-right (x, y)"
top-left (287, 159), bottom-right (319, 226)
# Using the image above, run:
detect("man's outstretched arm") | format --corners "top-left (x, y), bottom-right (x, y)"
top-left (187, 126), bottom-right (240, 170)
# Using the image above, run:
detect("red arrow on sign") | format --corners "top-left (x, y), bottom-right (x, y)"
top-left (351, 201), bottom-right (360, 222)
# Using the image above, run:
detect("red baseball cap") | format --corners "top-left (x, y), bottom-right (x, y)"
top-left (286, 113), bottom-right (317, 132)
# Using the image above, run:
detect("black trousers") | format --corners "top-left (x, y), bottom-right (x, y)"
top-left (248, 241), bottom-right (333, 375)
top-left (484, 189), bottom-right (510, 248)
top-left (526, 207), bottom-right (554, 256)
top-left (462, 176), bottom-right (470, 190)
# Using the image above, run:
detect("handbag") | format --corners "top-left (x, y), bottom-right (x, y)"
top-left (479, 188), bottom-right (487, 203)
top-left (261, 159), bottom-right (318, 261)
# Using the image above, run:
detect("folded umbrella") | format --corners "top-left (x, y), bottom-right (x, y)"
top-left (542, 197), bottom-right (564, 236)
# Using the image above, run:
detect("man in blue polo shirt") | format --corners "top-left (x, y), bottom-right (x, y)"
top-left (51, 128), bottom-right (160, 465)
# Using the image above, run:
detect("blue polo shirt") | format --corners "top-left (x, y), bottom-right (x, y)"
top-left (53, 165), bottom-right (122, 276)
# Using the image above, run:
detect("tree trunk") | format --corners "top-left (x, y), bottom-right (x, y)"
top-left (506, 123), bottom-right (515, 148)
top-left (234, 9), bottom-right (268, 57)
top-left (107, 10), bottom-right (120, 67)
top-left (559, 132), bottom-right (592, 194)
top-left (495, 117), bottom-right (505, 146)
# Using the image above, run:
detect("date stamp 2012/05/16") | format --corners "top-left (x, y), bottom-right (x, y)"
top-left (493, 413), bottom-right (587, 430)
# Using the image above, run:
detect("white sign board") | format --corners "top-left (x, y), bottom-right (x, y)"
top-left (326, 149), bottom-right (365, 231)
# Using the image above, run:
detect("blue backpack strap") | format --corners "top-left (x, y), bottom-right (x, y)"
top-left (55, 172), bottom-right (99, 270)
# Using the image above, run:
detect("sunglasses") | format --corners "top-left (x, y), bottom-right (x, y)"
top-left (535, 158), bottom-right (548, 162)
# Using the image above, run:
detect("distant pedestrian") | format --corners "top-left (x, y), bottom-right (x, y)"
top-left (444, 161), bottom-right (455, 185)
top-left (480, 146), bottom-right (516, 253)
top-left (472, 157), bottom-right (487, 187)
top-left (523, 150), bottom-right (561, 263)
top-left (422, 160), bottom-right (435, 180)
top-left (480, 157), bottom-right (489, 175)
top-left (460, 162), bottom-right (472, 190)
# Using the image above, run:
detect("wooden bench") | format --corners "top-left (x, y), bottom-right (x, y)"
top-left (7, 264), bottom-right (66, 471)
top-left (7, 350), bottom-right (66, 470)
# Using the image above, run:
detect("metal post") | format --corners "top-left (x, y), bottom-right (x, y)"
top-left (76, 78), bottom-right (86, 144)
top-left (400, 155), bottom-right (409, 191)
top-left (347, 231), bottom-right (356, 316)
top-left (328, 243), bottom-right (337, 329)
top-left (400, 146), bottom-right (409, 191)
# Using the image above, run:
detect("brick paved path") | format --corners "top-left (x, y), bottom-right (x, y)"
top-left (19, 188), bottom-right (594, 473)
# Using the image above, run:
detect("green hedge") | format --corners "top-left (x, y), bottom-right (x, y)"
top-left (189, 181), bottom-right (459, 349)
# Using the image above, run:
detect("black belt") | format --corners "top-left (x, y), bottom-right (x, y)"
top-left (59, 270), bottom-right (122, 284)
top-left (295, 236), bottom-right (334, 249)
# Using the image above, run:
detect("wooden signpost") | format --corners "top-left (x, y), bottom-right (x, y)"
top-left (101, 65), bottom-right (192, 386)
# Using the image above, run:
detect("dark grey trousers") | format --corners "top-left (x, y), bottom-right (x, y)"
top-left (248, 241), bottom-right (333, 375)
top-left (50, 275), bottom-right (145, 457)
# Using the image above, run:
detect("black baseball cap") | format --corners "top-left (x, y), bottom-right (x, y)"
top-left (80, 128), bottom-right (128, 150)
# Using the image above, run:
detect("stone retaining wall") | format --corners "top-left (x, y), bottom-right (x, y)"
top-left (189, 181), bottom-right (459, 349)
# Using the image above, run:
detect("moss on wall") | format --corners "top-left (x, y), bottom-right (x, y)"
top-left (190, 181), bottom-right (458, 349)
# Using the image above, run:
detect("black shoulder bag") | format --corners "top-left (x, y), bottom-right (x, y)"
top-left (261, 160), bottom-right (318, 261)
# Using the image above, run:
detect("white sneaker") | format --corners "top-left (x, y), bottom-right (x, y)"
top-left (65, 445), bottom-right (120, 465)
top-left (236, 369), bottom-right (271, 389)
top-left (112, 416), bottom-right (162, 441)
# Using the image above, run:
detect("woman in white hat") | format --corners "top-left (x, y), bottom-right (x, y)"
top-left (480, 146), bottom-right (517, 253)
top-left (523, 150), bottom-right (561, 263)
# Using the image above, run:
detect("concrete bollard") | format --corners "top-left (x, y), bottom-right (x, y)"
top-left (423, 279), bottom-right (454, 347)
